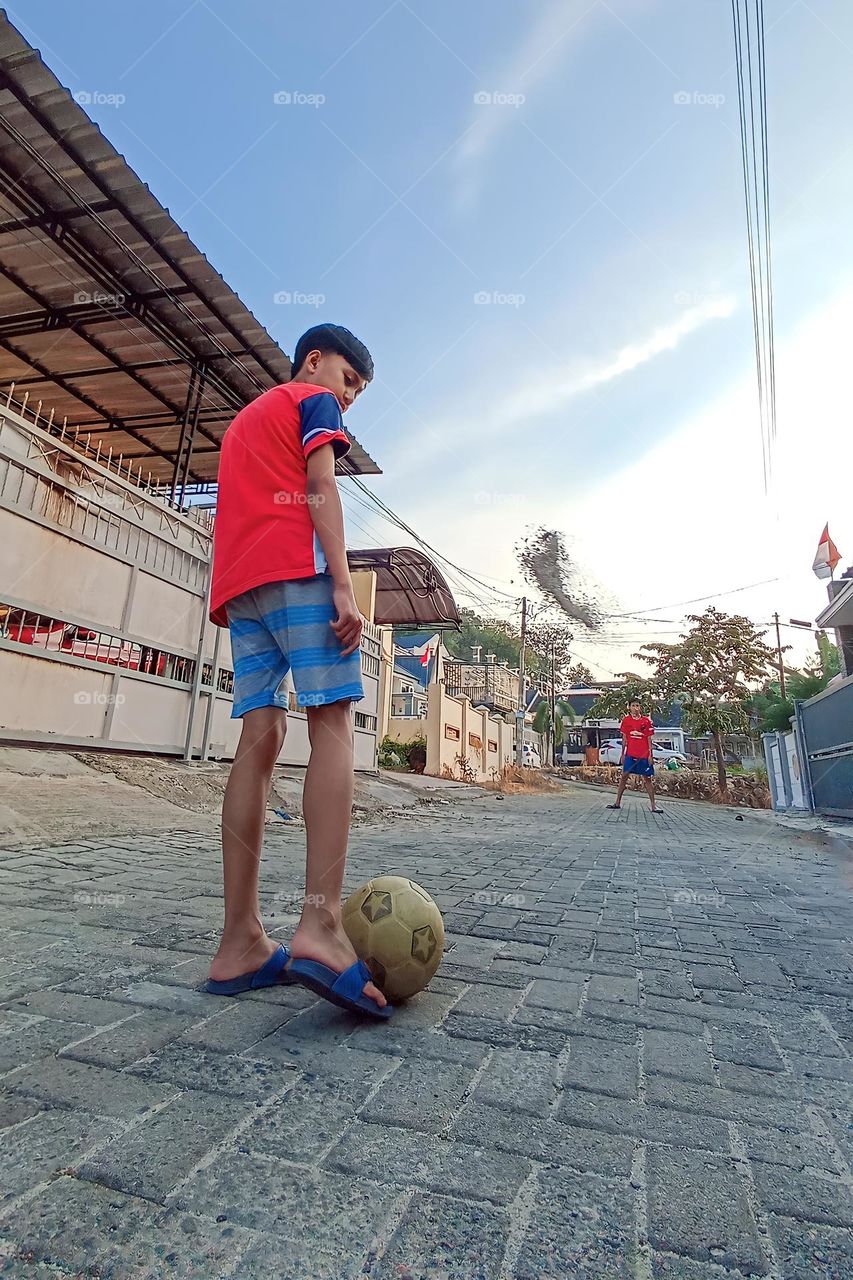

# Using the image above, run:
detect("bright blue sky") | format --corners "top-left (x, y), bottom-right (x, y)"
top-left (16, 0), bottom-right (853, 675)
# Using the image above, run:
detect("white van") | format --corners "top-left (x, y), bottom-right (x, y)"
top-left (521, 741), bottom-right (542, 768)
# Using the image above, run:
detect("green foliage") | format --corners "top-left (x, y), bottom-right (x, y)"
top-left (589, 677), bottom-right (662, 722)
top-left (527, 701), bottom-right (573, 742)
top-left (632, 608), bottom-right (775, 739)
top-left (378, 735), bottom-right (425, 769)
top-left (749, 639), bottom-right (841, 735)
top-left (565, 663), bottom-right (596, 687)
top-left (440, 609), bottom-right (521, 666)
top-left (589, 609), bottom-right (776, 791)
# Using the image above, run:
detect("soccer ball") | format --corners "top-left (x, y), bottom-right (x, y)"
top-left (342, 875), bottom-right (444, 1003)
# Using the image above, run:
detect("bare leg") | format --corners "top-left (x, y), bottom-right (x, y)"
top-left (644, 776), bottom-right (658, 811)
top-left (289, 700), bottom-right (386, 1009)
top-left (609, 770), bottom-right (629, 808)
top-left (208, 706), bottom-right (285, 982)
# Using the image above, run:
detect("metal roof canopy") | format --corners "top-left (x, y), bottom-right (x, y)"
top-left (347, 547), bottom-right (461, 629)
top-left (0, 13), bottom-right (380, 494)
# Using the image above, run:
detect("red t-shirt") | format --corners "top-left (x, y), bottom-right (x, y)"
top-left (621, 715), bottom-right (654, 760)
top-left (210, 382), bottom-right (350, 626)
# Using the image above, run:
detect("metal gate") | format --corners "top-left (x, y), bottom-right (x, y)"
top-left (796, 675), bottom-right (853, 818)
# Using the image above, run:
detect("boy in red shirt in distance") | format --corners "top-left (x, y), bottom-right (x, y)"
top-left (205, 324), bottom-right (390, 1018)
top-left (607, 699), bottom-right (661, 814)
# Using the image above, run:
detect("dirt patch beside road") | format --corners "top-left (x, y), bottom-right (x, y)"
top-left (0, 748), bottom-right (481, 846)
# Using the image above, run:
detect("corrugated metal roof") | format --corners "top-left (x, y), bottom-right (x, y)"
top-left (0, 12), bottom-right (380, 487)
top-left (347, 547), bottom-right (460, 629)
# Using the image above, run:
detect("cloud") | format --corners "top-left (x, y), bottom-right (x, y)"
top-left (494, 294), bottom-right (736, 428)
top-left (384, 293), bottom-right (737, 477)
top-left (455, 0), bottom-right (598, 205)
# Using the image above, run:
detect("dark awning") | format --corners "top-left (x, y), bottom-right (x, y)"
top-left (0, 14), bottom-right (380, 492)
top-left (347, 547), bottom-right (461, 629)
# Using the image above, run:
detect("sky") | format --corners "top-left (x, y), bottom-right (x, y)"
top-left (16, 0), bottom-right (853, 680)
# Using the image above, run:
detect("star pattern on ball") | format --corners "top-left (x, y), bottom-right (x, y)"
top-left (411, 924), bottom-right (437, 962)
top-left (361, 890), bottom-right (393, 923)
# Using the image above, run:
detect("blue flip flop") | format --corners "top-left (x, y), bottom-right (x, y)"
top-left (287, 956), bottom-right (393, 1020)
top-left (205, 943), bottom-right (292, 996)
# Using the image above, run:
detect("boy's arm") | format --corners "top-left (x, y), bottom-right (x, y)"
top-left (305, 444), bottom-right (362, 657)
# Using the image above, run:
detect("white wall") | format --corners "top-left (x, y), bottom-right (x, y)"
top-left (0, 403), bottom-right (382, 771)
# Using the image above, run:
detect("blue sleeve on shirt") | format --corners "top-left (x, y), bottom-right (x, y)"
top-left (299, 392), bottom-right (349, 458)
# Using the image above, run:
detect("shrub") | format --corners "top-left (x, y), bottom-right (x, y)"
top-left (378, 735), bottom-right (426, 770)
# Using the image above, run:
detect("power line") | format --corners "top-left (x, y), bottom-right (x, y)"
top-left (341, 476), bottom-right (521, 604)
top-left (731, 0), bottom-right (777, 491)
top-left (610, 575), bottom-right (782, 618)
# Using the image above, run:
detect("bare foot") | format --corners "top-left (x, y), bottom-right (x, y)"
top-left (289, 910), bottom-right (387, 1009)
top-left (208, 929), bottom-right (281, 983)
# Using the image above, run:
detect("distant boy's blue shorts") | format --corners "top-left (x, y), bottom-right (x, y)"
top-left (226, 576), bottom-right (364, 718)
top-left (623, 755), bottom-right (655, 777)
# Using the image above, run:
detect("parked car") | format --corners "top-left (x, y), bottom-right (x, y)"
top-left (521, 741), bottom-right (541, 768)
top-left (598, 739), bottom-right (688, 766)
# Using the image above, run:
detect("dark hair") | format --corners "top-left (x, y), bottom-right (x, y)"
top-left (629, 698), bottom-right (642, 707)
top-left (290, 323), bottom-right (374, 382)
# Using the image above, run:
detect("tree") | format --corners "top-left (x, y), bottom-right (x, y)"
top-left (430, 609), bottom-right (521, 666)
top-left (526, 617), bottom-right (574, 684)
top-left (750, 639), bottom-right (841, 734)
top-left (565, 662), bottom-right (596, 687)
top-left (588, 676), bottom-right (663, 722)
top-left (531, 698), bottom-right (575, 764)
top-left (630, 608), bottom-right (775, 793)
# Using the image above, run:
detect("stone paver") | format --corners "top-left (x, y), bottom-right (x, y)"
top-left (0, 786), bottom-right (851, 1277)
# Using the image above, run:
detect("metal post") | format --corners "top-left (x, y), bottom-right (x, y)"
top-left (199, 620), bottom-right (223, 762)
top-left (515, 596), bottom-right (527, 765)
top-left (170, 365), bottom-right (199, 506)
top-left (178, 364), bottom-right (207, 509)
top-left (550, 639), bottom-right (557, 766)
top-left (183, 568), bottom-right (213, 762)
top-left (774, 612), bottom-right (787, 699)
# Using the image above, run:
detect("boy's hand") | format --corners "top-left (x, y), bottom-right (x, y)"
top-left (331, 584), bottom-right (363, 657)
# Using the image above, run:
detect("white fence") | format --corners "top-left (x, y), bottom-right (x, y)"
top-left (0, 398), bottom-right (381, 770)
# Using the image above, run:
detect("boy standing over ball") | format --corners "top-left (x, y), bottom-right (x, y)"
top-left (205, 324), bottom-right (390, 1018)
top-left (607, 699), bottom-right (661, 813)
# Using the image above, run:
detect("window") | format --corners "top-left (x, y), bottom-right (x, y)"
top-left (354, 711), bottom-right (377, 731)
top-left (488, 739), bottom-right (498, 753)
top-left (444, 725), bottom-right (460, 740)
top-left (217, 668), bottom-right (234, 694)
top-left (362, 653), bottom-right (380, 678)
top-left (468, 733), bottom-right (483, 750)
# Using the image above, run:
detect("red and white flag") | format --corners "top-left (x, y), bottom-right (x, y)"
top-left (420, 645), bottom-right (431, 668)
top-left (812, 524), bottom-right (841, 580)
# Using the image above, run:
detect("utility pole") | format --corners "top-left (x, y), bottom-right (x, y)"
top-left (515, 596), bottom-right (527, 766)
top-left (549, 637), bottom-right (557, 766)
top-left (773, 612), bottom-right (787, 700)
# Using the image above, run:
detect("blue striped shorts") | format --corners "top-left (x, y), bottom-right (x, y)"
top-left (226, 576), bottom-right (364, 719)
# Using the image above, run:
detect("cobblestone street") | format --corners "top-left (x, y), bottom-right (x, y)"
top-left (1, 784), bottom-right (851, 1279)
